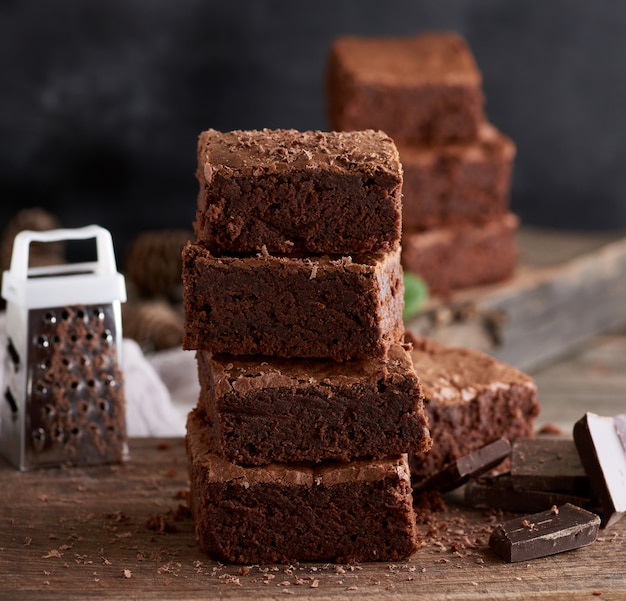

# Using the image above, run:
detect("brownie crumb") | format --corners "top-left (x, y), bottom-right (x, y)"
top-left (538, 423), bottom-right (563, 436)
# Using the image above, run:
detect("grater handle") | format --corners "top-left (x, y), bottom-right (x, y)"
top-left (9, 225), bottom-right (119, 280)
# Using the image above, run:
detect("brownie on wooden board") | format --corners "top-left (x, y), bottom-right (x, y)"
top-left (406, 334), bottom-right (539, 480)
top-left (182, 243), bottom-right (405, 361)
top-left (327, 33), bottom-right (485, 146)
top-left (196, 343), bottom-right (432, 465)
top-left (195, 128), bottom-right (403, 254)
top-left (401, 213), bottom-right (519, 296)
top-left (186, 408), bottom-right (420, 564)
top-left (399, 124), bottom-right (516, 231)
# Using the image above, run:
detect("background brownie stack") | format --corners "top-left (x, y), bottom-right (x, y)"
top-left (182, 128), bottom-right (432, 564)
top-left (327, 32), bottom-right (519, 296)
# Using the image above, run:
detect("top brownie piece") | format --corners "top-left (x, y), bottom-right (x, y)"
top-left (327, 33), bottom-right (485, 145)
top-left (195, 128), bottom-right (403, 254)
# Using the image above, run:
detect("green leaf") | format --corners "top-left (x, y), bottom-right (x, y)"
top-left (403, 273), bottom-right (428, 321)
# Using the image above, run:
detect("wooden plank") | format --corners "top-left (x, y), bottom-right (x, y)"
top-left (1, 438), bottom-right (625, 600)
top-left (533, 332), bottom-right (626, 433)
top-left (406, 227), bottom-right (626, 371)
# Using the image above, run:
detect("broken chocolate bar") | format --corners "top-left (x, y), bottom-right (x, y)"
top-left (511, 438), bottom-right (591, 495)
top-left (573, 412), bottom-right (626, 528)
top-left (465, 473), bottom-right (592, 514)
top-left (489, 503), bottom-right (600, 563)
top-left (413, 437), bottom-right (510, 494)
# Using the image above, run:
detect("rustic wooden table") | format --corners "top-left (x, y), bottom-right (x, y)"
top-left (2, 228), bottom-right (625, 600)
top-left (1, 434), bottom-right (625, 601)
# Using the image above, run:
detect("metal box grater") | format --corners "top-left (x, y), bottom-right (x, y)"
top-left (1, 225), bottom-right (128, 470)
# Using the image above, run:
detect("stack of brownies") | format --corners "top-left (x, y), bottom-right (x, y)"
top-left (182, 128), bottom-right (432, 564)
top-left (327, 32), bottom-right (519, 295)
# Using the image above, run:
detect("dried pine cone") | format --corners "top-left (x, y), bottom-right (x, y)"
top-left (122, 299), bottom-right (184, 352)
top-left (124, 229), bottom-right (192, 301)
top-left (1, 207), bottom-right (64, 271)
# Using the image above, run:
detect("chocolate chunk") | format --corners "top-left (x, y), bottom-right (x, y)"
top-left (489, 503), bottom-right (600, 562)
top-left (413, 437), bottom-right (510, 494)
top-left (573, 412), bottom-right (626, 528)
top-left (511, 438), bottom-right (591, 495)
top-left (465, 473), bottom-right (592, 514)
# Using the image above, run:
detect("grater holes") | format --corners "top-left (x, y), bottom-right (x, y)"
top-left (53, 427), bottom-right (64, 442)
top-left (62, 309), bottom-right (70, 320)
top-left (98, 400), bottom-right (109, 412)
top-left (85, 333), bottom-right (94, 341)
top-left (70, 426), bottom-right (81, 439)
top-left (78, 400), bottom-right (90, 414)
top-left (87, 379), bottom-right (95, 388)
top-left (34, 382), bottom-right (48, 396)
top-left (101, 329), bottom-right (113, 345)
top-left (70, 380), bottom-right (79, 390)
top-left (43, 311), bottom-right (57, 325)
top-left (76, 309), bottom-right (85, 320)
top-left (7, 338), bottom-right (20, 369)
top-left (32, 428), bottom-right (46, 451)
top-left (4, 388), bottom-right (18, 414)
top-left (70, 334), bottom-right (78, 343)
top-left (37, 336), bottom-right (50, 349)
top-left (93, 307), bottom-right (105, 320)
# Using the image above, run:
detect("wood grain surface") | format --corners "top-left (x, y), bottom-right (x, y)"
top-left (1, 437), bottom-right (625, 601)
top-left (406, 228), bottom-right (626, 371)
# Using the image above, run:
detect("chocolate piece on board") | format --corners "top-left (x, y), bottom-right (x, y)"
top-left (413, 437), bottom-right (510, 494)
top-left (489, 503), bottom-right (600, 563)
top-left (465, 473), bottom-right (592, 514)
top-left (573, 412), bottom-right (626, 528)
top-left (511, 438), bottom-right (591, 495)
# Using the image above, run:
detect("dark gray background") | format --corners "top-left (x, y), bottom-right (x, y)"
top-left (1, 1), bottom-right (625, 262)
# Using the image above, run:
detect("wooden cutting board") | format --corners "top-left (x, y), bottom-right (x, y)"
top-left (1, 438), bottom-right (625, 600)
top-left (406, 227), bottom-right (626, 371)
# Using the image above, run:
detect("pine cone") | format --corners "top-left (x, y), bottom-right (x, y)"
top-left (1, 207), bottom-right (64, 271)
top-left (124, 229), bottom-right (192, 301)
top-left (122, 299), bottom-right (184, 352)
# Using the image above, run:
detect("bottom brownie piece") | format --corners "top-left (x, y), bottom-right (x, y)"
top-left (197, 343), bottom-right (431, 465)
top-left (186, 408), bottom-right (420, 564)
top-left (406, 334), bottom-right (539, 481)
top-left (401, 212), bottom-right (518, 296)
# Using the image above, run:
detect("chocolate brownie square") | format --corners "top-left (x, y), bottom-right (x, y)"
top-left (401, 213), bottom-right (519, 295)
top-left (327, 33), bottom-right (485, 145)
top-left (400, 124), bottom-right (516, 231)
top-left (195, 128), bottom-right (403, 254)
top-left (186, 408), bottom-right (420, 564)
top-left (182, 243), bottom-right (404, 361)
top-left (196, 343), bottom-right (431, 465)
top-left (406, 334), bottom-right (539, 480)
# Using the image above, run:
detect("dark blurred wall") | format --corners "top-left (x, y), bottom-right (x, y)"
top-left (2, 1), bottom-right (626, 262)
